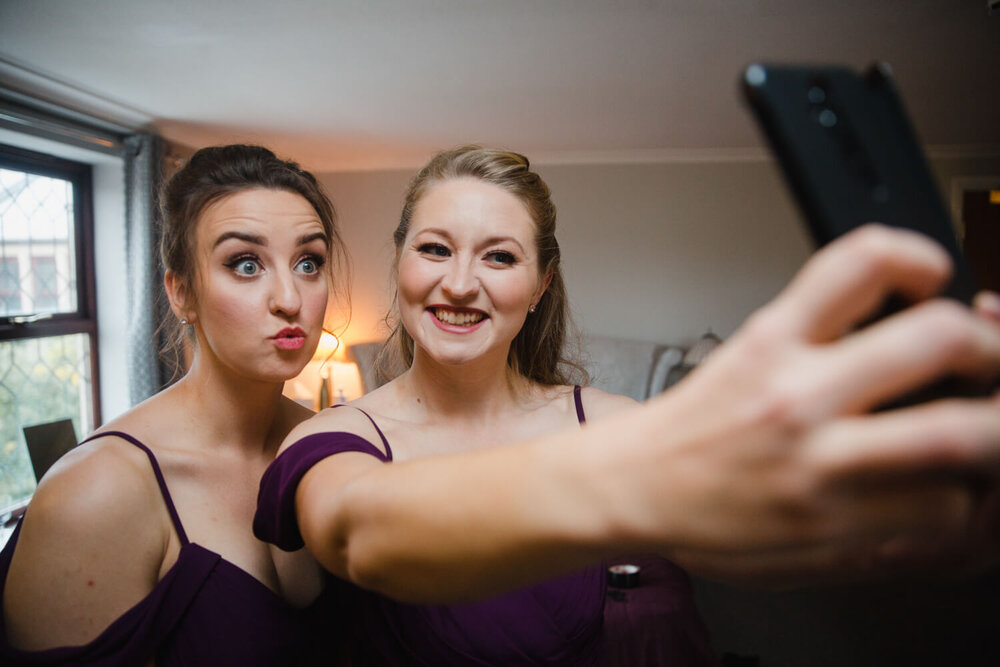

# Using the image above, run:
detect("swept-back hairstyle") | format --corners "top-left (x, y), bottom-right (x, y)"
top-left (382, 145), bottom-right (584, 386)
top-left (158, 144), bottom-right (347, 373)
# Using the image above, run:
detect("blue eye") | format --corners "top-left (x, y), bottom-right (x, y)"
top-left (225, 255), bottom-right (262, 276)
top-left (486, 251), bottom-right (516, 266)
top-left (418, 243), bottom-right (450, 257)
top-left (297, 254), bottom-right (325, 275)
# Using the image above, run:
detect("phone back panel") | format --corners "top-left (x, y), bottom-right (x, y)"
top-left (741, 62), bottom-right (976, 303)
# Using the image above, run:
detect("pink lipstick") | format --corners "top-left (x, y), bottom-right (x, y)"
top-left (428, 307), bottom-right (487, 333)
top-left (272, 326), bottom-right (306, 350)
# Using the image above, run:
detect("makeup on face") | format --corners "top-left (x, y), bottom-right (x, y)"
top-left (271, 326), bottom-right (307, 350)
top-left (190, 189), bottom-right (331, 380)
top-left (397, 178), bottom-right (545, 365)
top-left (427, 306), bottom-right (488, 333)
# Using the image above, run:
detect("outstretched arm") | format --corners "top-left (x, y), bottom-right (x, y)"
top-left (291, 225), bottom-right (1000, 603)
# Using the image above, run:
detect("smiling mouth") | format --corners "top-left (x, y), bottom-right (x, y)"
top-left (431, 307), bottom-right (486, 326)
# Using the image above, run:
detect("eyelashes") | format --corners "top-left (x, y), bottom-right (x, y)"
top-left (417, 242), bottom-right (450, 257)
top-left (486, 251), bottom-right (516, 265)
top-left (222, 252), bottom-right (326, 277)
top-left (224, 253), bottom-right (261, 277)
top-left (296, 254), bottom-right (326, 274)
top-left (416, 243), bottom-right (518, 266)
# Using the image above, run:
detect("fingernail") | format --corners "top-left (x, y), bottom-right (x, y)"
top-left (974, 291), bottom-right (1000, 322)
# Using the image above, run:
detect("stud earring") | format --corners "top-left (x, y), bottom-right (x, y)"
top-left (180, 318), bottom-right (189, 325)
top-left (528, 305), bottom-right (536, 314)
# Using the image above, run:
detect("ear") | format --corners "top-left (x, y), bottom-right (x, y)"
top-left (533, 268), bottom-right (554, 307)
top-left (164, 269), bottom-right (194, 324)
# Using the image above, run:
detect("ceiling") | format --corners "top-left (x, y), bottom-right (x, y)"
top-left (1, 0), bottom-right (998, 172)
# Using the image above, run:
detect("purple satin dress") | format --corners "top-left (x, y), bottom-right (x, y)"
top-left (1, 431), bottom-right (334, 666)
top-left (255, 387), bottom-right (719, 666)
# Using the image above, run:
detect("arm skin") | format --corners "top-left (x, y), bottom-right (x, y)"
top-left (3, 437), bottom-right (171, 650)
top-left (291, 225), bottom-right (1000, 603)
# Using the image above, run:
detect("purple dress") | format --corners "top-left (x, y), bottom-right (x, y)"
top-left (255, 387), bottom-right (718, 666)
top-left (0, 431), bottom-right (336, 666)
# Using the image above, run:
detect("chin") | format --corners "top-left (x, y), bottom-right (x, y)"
top-left (422, 341), bottom-right (502, 368)
top-left (239, 360), bottom-right (310, 385)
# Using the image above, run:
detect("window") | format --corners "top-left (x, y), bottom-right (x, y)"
top-left (0, 257), bottom-right (21, 313)
top-left (32, 256), bottom-right (60, 312)
top-left (0, 144), bottom-right (99, 509)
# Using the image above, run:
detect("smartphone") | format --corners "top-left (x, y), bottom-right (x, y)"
top-left (741, 62), bottom-right (988, 405)
top-left (740, 61), bottom-right (977, 304)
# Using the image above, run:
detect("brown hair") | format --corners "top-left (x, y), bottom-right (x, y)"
top-left (159, 144), bottom-right (347, 374)
top-left (381, 145), bottom-right (584, 386)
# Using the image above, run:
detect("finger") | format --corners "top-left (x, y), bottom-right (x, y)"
top-left (974, 291), bottom-right (1000, 324)
top-left (805, 397), bottom-right (1000, 475)
top-left (813, 299), bottom-right (1000, 413)
top-left (765, 225), bottom-right (952, 343)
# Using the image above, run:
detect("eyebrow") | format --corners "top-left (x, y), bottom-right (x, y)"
top-left (213, 231), bottom-right (264, 248)
top-left (298, 231), bottom-right (329, 247)
top-left (213, 231), bottom-right (328, 249)
top-left (483, 236), bottom-right (526, 252)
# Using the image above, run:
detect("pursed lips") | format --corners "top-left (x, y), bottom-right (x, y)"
top-left (271, 326), bottom-right (307, 350)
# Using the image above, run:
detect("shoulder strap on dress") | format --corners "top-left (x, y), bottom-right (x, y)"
top-left (330, 404), bottom-right (393, 460)
top-left (80, 431), bottom-right (189, 545)
top-left (574, 385), bottom-right (587, 425)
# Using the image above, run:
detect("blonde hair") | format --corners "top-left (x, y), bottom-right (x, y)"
top-left (381, 145), bottom-right (585, 386)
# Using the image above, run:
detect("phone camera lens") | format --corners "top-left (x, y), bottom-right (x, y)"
top-left (818, 108), bottom-right (838, 127)
top-left (807, 86), bottom-right (826, 104)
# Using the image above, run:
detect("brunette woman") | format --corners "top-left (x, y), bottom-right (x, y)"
top-left (256, 146), bottom-right (1000, 664)
top-left (1, 144), bottom-right (345, 665)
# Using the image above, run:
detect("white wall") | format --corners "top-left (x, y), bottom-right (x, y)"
top-left (91, 160), bottom-right (130, 422)
top-left (536, 160), bottom-right (811, 345)
top-left (319, 153), bottom-right (1000, 351)
top-left (318, 158), bottom-right (813, 350)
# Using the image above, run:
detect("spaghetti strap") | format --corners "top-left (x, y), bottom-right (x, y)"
top-left (80, 431), bottom-right (189, 545)
top-left (573, 385), bottom-right (586, 425)
top-left (330, 404), bottom-right (394, 460)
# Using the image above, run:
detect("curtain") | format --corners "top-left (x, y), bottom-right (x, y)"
top-left (123, 133), bottom-right (167, 404)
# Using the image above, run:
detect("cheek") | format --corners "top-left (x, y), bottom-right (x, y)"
top-left (486, 273), bottom-right (538, 310)
top-left (303, 279), bottom-right (330, 317)
top-left (201, 283), bottom-right (258, 328)
top-left (397, 259), bottom-right (432, 307)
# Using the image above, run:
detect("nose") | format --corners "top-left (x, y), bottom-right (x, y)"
top-left (269, 268), bottom-right (302, 317)
top-left (441, 258), bottom-right (479, 300)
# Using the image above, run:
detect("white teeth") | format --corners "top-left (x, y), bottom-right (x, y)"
top-left (434, 309), bottom-right (484, 326)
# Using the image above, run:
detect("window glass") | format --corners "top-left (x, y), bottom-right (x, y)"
top-left (0, 169), bottom-right (78, 317)
top-left (0, 257), bottom-right (21, 314)
top-left (0, 334), bottom-right (93, 506)
top-left (1, 147), bottom-right (97, 510)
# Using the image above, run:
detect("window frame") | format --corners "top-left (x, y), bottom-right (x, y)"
top-left (0, 142), bottom-right (102, 425)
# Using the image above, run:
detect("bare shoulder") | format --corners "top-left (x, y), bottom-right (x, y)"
top-left (576, 385), bottom-right (639, 421)
top-left (4, 433), bottom-right (171, 649)
top-left (278, 400), bottom-right (389, 458)
top-left (23, 433), bottom-right (166, 538)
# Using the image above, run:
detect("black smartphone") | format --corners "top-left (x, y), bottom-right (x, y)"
top-left (741, 61), bottom-right (989, 405)
top-left (740, 61), bottom-right (977, 304)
